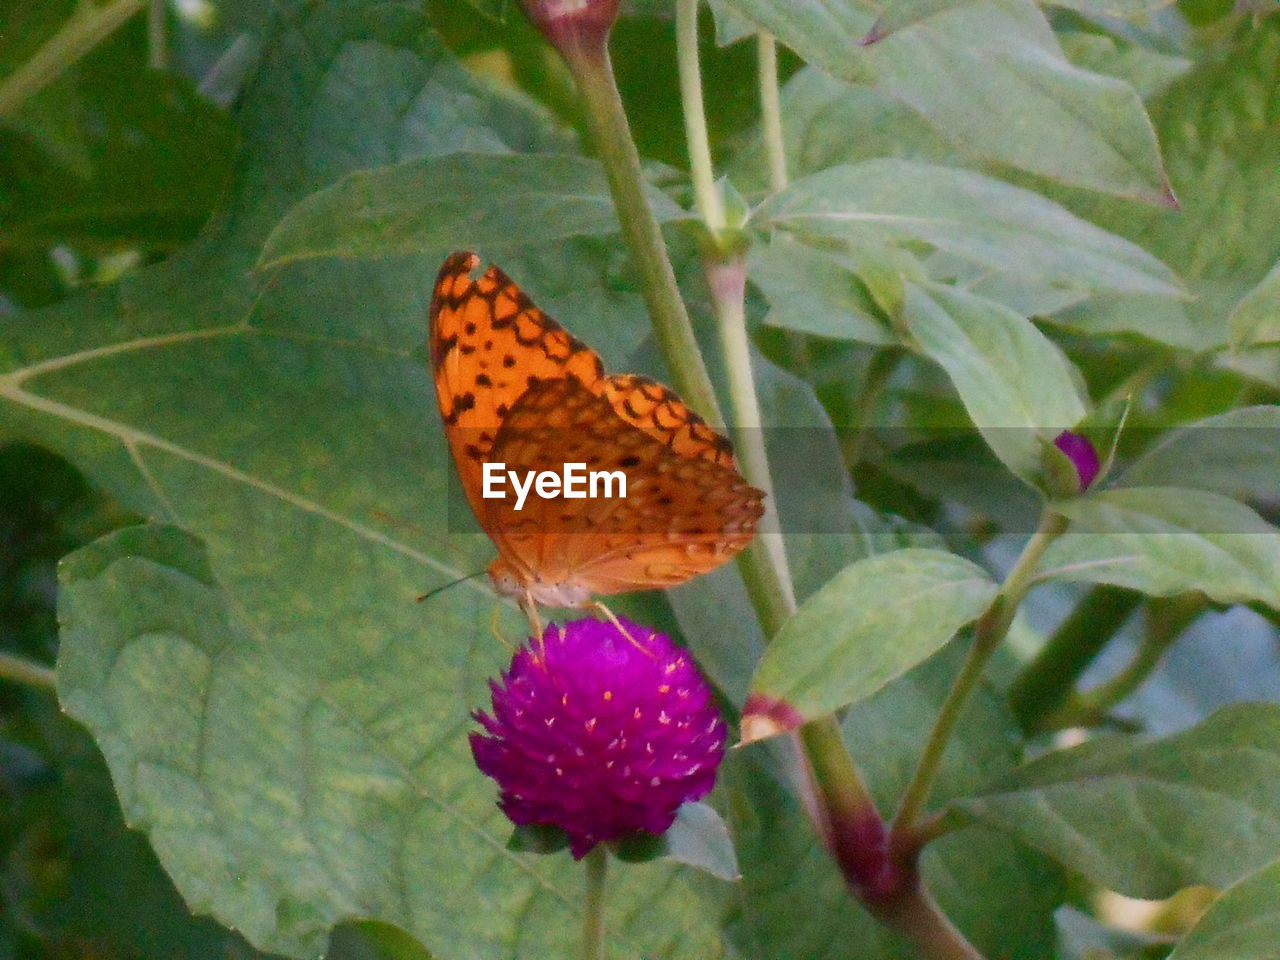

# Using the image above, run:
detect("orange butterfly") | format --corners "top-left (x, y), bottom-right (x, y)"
top-left (429, 251), bottom-right (763, 622)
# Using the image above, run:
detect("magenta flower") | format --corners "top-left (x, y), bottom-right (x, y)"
top-left (470, 617), bottom-right (726, 859)
top-left (1054, 430), bottom-right (1101, 491)
top-left (518, 0), bottom-right (620, 63)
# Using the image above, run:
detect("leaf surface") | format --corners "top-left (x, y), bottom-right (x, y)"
top-left (745, 549), bottom-right (995, 731)
top-left (257, 153), bottom-right (689, 268)
top-left (952, 704), bottom-right (1280, 898)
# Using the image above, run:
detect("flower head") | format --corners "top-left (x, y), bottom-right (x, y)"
top-left (518, 0), bottom-right (620, 63)
top-left (470, 617), bottom-right (726, 859)
top-left (1053, 430), bottom-right (1101, 492)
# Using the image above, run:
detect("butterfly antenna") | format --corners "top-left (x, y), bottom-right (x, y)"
top-left (588, 601), bottom-right (655, 658)
top-left (416, 570), bottom-right (486, 604)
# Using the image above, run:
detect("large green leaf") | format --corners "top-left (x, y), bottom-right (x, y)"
top-left (729, 644), bottom-right (1065, 959)
top-left (743, 549), bottom-right (996, 734)
top-left (1039, 487), bottom-right (1280, 608)
top-left (1048, 18), bottom-right (1280, 348)
top-left (903, 282), bottom-right (1087, 483)
top-left (1167, 857), bottom-right (1280, 960)
top-left (1118, 406), bottom-right (1280, 503)
top-left (951, 703), bottom-right (1280, 898)
top-left (257, 153), bottom-right (690, 268)
top-left (0, 4), bottom-right (726, 957)
top-left (719, 0), bottom-right (1170, 199)
top-left (56, 521), bottom-right (723, 960)
top-left (754, 159), bottom-right (1181, 298)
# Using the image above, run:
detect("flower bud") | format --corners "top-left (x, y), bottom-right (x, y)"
top-left (1053, 430), bottom-right (1101, 492)
top-left (518, 0), bottom-right (621, 64)
top-left (471, 617), bottom-right (726, 859)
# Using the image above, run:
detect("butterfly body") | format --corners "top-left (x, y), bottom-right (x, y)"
top-left (429, 251), bottom-right (763, 610)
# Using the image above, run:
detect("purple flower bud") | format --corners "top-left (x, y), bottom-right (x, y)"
top-left (470, 617), bottom-right (726, 859)
top-left (518, 0), bottom-right (620, 63)
top-left (1054, 430), bottom-right (1100, 491)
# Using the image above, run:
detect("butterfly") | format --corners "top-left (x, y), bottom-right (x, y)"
top-left (428, 251), bottom-right (763, 623)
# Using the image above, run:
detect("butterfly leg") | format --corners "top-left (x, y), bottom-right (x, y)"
top-left (518, 592), bottom-right (546, 657)
top-left (587, 601), bottom-right (655, 657)
top-left (489, 604), bottom-right (515, 652)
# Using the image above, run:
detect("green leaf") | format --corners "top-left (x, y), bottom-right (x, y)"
top-left (508, 824), bottom-right (570, 854)
top-left (57, 524), bottom-right (722, 959)
top-left (664, 802), bottom-right (741, 882)
top-left (1167, 857), bottom-right (1280, 960)
top-left (755, 159), bottom-right (1181, 298)
top-left (951, 703), bottom-right (1280, 898)
top-left (257, 153), bottom-right (690, 268)
top-left (1059, 32), bottom-right (1192, 101)
top-left (903, 282), bottom-right (1087, 483)
top-left (0, 25), bottom-right (237, 256)
top-left (720, 0), bottom-right (1171, 199)
top-left (744, 549), bottom-right (996, 733)
top-left (1047, 20), bottom-right (1280, 348)
top-left (1039, 487), bottom-right (1280, 608)
top-left (863, 0), bottom-right (970, 44)
top-left (1119, 406), bottom-right (1280, 503)
top-left (1230, 260), bottom-right (1280, 348)
top-left (1, 5), bottom-right (726, 957)
top-left (747, 235), bottom-right (892, 344)
top-left (866, 0), bottom-right (1180, 44)
top-left (727, 67), bottom-right (955, 193)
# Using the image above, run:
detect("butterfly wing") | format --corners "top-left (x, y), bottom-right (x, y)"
top-left (482, 377), bottom-right (764, 595)
top-left (429, 251), bottom-right (604, 521)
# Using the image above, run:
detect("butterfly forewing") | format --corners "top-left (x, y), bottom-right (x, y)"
top-left (429, 252), bottom-right (604, 518)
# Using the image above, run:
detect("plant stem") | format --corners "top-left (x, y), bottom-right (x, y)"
top-left (1039, 592), bottom-right (1204, 731)
top-left (0, 651), bottom-right (57, 691)
top-left (756, 32), bottom-right (788, 194)
top-left (875, 883), bottom-right (984, 960)
top-left (892, 508), bottom-right (1068, 833)
top-left (1006, 585), bottom-right (1142, 734)
top-left (676, 0), bottom-right (725, 232)
top-left (148, 0), bottom-right (167, 70)
top-left (704, 255), bottom-right (798, 618)
top-left (581, 846), bottom-right (608, 960)
top-left (0, 0), bottom-right (145, 118)
top-left (566, 38), bottom-right (724, 427)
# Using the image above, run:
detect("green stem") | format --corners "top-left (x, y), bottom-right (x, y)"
top-left (840, 347), bottom-right (903, 473)
top-left (1040, 592), bottom-right (1205, 731)
top-left (0, 651), bottom-right (57, 691)
top-left (0, 0), bottom-right (145, 117)
top-left (1007, 585), bottom-right (1143, 734)
top-left (675, 0), bottom-right (725, 232)
top-left (756, 32), bottom-right (788, 194)
top-left (581, 846), bottom-right (608, 960)
top-left (705, 255), bottom-right (798, 619)
top-left (148, 0), bottom-right (167, 70)
top-left (566, 39), bottom-right (724, 427)
top-left (892, 507), bottom-right (1069, 833)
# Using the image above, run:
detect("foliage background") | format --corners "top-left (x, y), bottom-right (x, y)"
top-left (1, 0), bottom-right (1278, 958)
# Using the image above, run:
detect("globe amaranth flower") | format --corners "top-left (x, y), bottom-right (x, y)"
top-left (470, 617), bottom-right (726, 859)
top-left (518, 0), bottom-right (620, 64)
top-left (1054, 430), bottom-right (1101, 491)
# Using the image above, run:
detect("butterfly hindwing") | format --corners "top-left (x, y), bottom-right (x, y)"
top-left (483, 377), bottom-right (763, 595)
